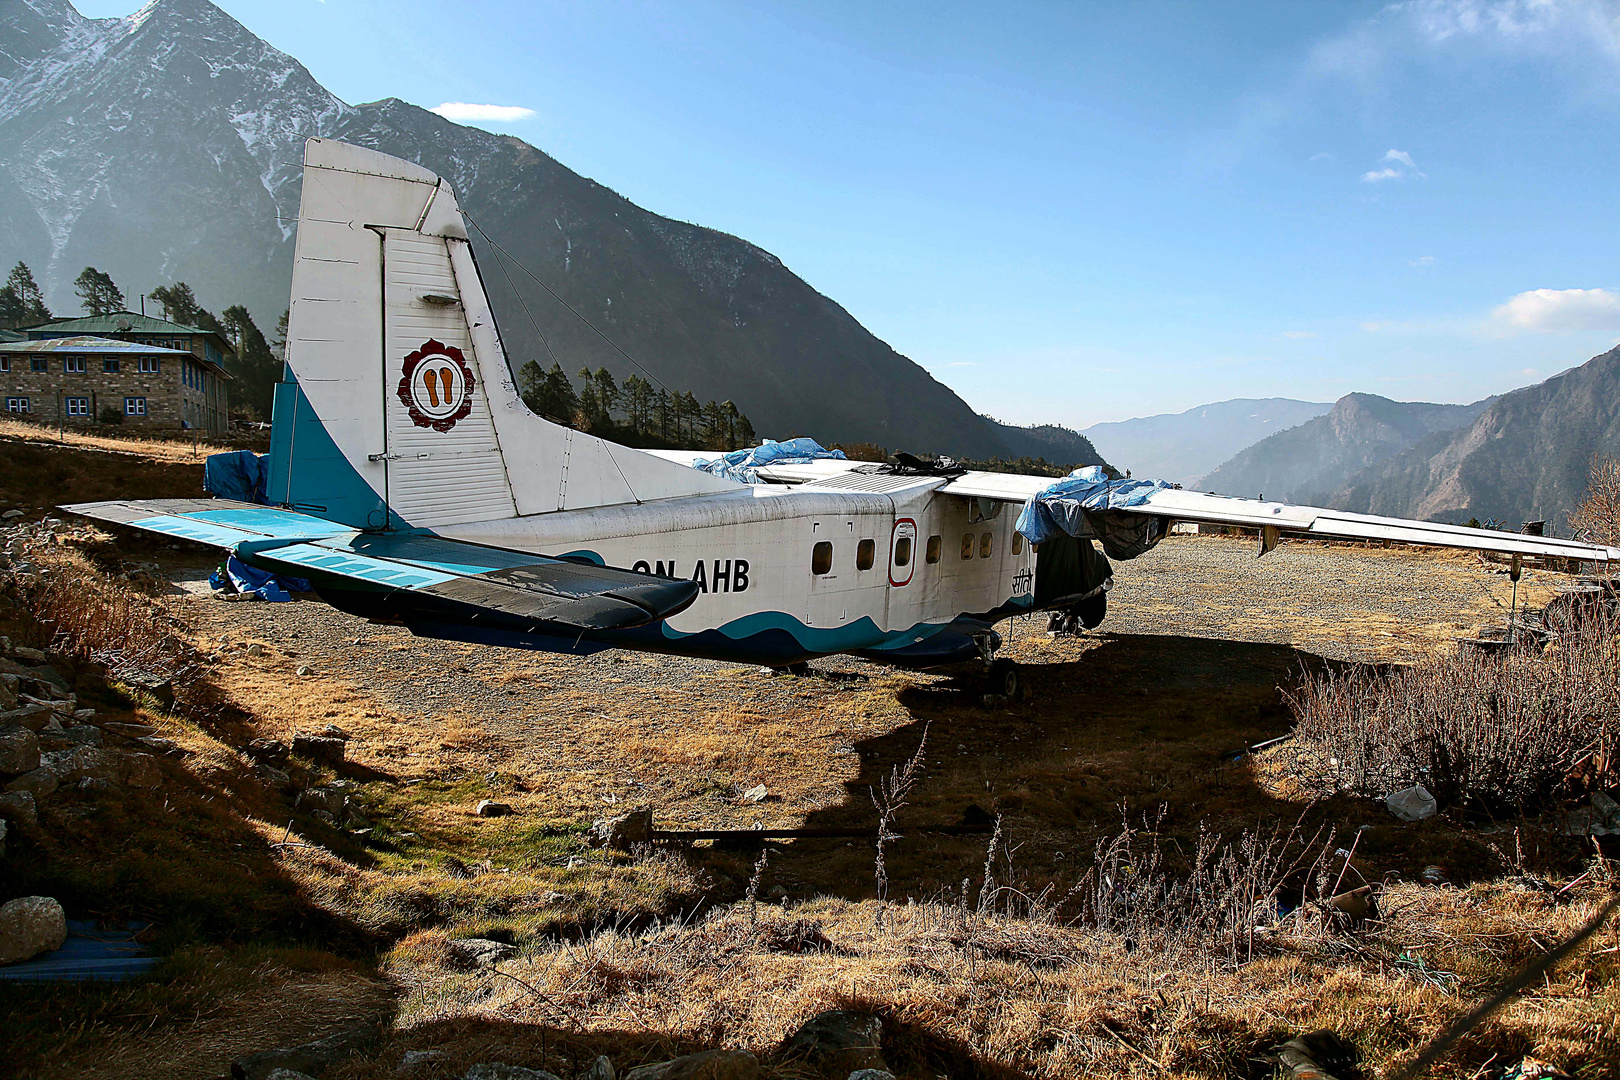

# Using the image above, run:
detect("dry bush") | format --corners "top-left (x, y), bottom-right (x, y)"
top-left (1289, 611), bottom-right (1620, 809)
top-left (1569, 454), bottom-right (1620, 546)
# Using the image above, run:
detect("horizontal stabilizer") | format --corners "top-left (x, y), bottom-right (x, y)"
top-left (61, 500), bottom-right (698, 630)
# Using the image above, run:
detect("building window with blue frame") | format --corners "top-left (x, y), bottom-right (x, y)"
top-left (139, 356), bottom-right (159, 374)
top-left (6, 397), bottom-right (29, 413)
top-left (65, 396), bottom-right (89, 417)
top-left (102, 356), bottom-right (119, 373)
top-left (0, 356), bottom-right (9, 373)
top-left (124, 396), bottom-right (146, 417)
top-left (63, 355), bottom-right (86, 374)
top-left (30, 356), bottom-right (47, 372)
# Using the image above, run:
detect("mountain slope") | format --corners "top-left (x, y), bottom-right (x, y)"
top-left (0, 0), bottom-right (1099, 461)
top-left (1327, 349), bottom-right (1620, 525)
top-left (1198, 393), bottom-right (1493, 502)
top-left (1080, 398), bottom-right (1330, 486)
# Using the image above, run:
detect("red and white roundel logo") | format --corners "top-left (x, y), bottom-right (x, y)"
top-left (398, 339), bottom-right (474, 432)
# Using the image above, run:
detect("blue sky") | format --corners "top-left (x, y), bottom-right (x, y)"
top-left (83, 0), bottom-right (1620, 426)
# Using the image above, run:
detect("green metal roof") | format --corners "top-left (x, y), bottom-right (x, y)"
top-left (0, 329), bottom-right (24, 343)
top-left (29, 311), bottom-right (235, 355)
top-left (0, 335), bottom-right (231, 379)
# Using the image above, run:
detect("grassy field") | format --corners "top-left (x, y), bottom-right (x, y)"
top-left (0, 438), bottom-right (1614, 1079)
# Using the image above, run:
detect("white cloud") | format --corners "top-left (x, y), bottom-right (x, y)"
top-left (1283, 330), bottom-right (1317, 338)
top-left (430, 102), bottom-right (537, 123)
top-left (1411, 255), bottom-right (1436, 266)
top-left (1361, 148), bottom-right (1426, 182)
top-left (1491, 287), bottom-right (1620, 332)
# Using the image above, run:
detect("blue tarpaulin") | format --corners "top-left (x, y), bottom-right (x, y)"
top-left (209, 555), bottom-right (309, 602)
top-left (691, 438), bottom-right (847, 484)
top-left (0, 920), bottom-right (156, 983)
top-left (1015, 465), bottom-right (1174, 561)
top-left (204, 451), bottom-right (270, 504)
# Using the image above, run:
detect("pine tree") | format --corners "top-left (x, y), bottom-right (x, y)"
top-left (273, 309), bottom-right (288, 363)
top-left (678, 391), bottom-right (701, 442)
top-left (149, 282), bottom-right (225, 334)
top-left (656, 388), bottom-right (672, 443)
top-left (0, 262), bottom-right (50, 328)
top-left (736, 411), bottom-right (756, 449)
top-left (221, 305), bottom-right (279, 420)
top-left (73, 266), bottom-right (125, 316)
top-left (701, 399), bottom-right (727, 449)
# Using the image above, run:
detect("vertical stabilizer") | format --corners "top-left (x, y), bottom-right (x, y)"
top-left (269, 138), bottom-right (738, 530)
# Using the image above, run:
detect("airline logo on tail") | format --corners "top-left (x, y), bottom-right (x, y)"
top-left (398, 339), bottom-right (475, 432)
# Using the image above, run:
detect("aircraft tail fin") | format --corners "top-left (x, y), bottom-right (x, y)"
top-left (270, 138), bottom-right (737, 530)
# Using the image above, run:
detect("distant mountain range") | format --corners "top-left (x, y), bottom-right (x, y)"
top-left (1080, 398), bottom-right (1331, 486)
top-left (0, 0), bottom-right (1103, 464)
top-left (1198, 393), bottom-right (1494, 502)
top-left (1326, 349), bottom-right (1620, 526)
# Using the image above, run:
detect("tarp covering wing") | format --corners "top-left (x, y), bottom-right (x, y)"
top-left (61, 500), bottom-right (699, 631)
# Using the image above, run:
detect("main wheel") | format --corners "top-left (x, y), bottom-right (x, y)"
top-left (987, 658), bottom-right (1021, 699)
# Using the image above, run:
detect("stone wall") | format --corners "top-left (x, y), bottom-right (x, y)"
top-left (2, 357), bottom-right (187, 432)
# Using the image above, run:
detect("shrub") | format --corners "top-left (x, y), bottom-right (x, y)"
top-left (1288, 610), bottom-right (1620, 809)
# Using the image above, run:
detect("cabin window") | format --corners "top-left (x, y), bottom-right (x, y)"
top-left (63, 355), bottom-right (86, 373)
top-left (894, 536), bottom-right (912, 567)
top-left (30, 357), bottom-right (47, 372)
top-left (980, 532), bottom-right (993, 558)
top-left (961, 533), bottom-right (974, 560)
top-left (102, 356), bottom-right (119, 373)
top-left (6, 397), bottom-right (28, 413)
top-left (124, 396), bottom-right (146, 416)
top-left (811, 541), bottom-right (833, 575)
top-left (1013, 533), bottom-right (1024, 555)
top-left (856, 538), bottom-right (875, 571)
top-left (926, 534), bottom-right (942, 564)
top-left (139, 356), bottom-right (160, 374)
top-left (0, 357), bottom-right (8, 373)
top-left (65, 396), bottom-right (89, 417)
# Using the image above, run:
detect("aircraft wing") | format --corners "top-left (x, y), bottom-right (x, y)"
top-left (937, 472), bottom-right (1620, 563)
top-left (62, 499), bottom-right (700, 629)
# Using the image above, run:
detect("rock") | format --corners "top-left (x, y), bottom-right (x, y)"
top-left (5, 767), bottom-right (58, 801)
top-left (463, 1066), bottom-right (564, 1080)
top-left (296, 665), bottom-right (311, 676)
top-left (742, 785), bottom-right (767, 803)
top-left (0, 817), bottom-right (6, 856)
top-left (0, 895), bottom-right (67, 963)
top-left (448, 937), bottom-right (518, 967)
top-left (258, 764), bottom-right (293, 788)
top-left (121, 752), bottom-right (162, 789)
top-left (1385, 785), bottom-right (1437, 822)
top-left (0, 704), bottom-right (56, 731)
top-left (1, 510), bottom-right (22, 520)
top-left (0, 727), bottom-right (40, 774)
top-left (0, 790), bottom-right (37, 827)
top-left (10, 646), bottom-right (45, 663)
top-left (292, 734), bottom-right (345, 766)
top-left (138, 736), bottom-right (188, 757)
top-left (777, 1011), bottom-right (885, 1076)
top-left (591, 808), bottom-right (652, 850)
top-left (41, 746), bottom-right (119, 784)
top-left (60, 724), bottom-right (104, 747)
top-left (265, 1072), bottom-right (320, 1080)
top-left (475, 799), bottom-right (512, 818)
top-left (299, 783), bottom-right (351, 817)
top-left (847, 1073), bottom-right (896, 1080)
top-left (246, 643), bottom-right (265, 657)
top-left (622, 1051), bottom-right (759, 1080)
top-left (244, 738), bottom-right (290, 766)
top-left (103, 721), bottom-right (157, 738)
top-left (230, 1022), bottom-right (380, 1080)
top-left (583, 1056), bottom-right (615, 1080)
top-left (321, 723), bottom-right (349, 740)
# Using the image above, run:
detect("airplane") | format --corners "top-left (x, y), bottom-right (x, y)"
top-left (63, 139), bottom-right (1620, 699)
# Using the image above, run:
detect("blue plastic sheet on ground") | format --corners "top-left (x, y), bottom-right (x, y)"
top-left (691, 438), bottom-right (847, 484)
top-left (1015, 465), bottom-right (1174, 561)
top-left (0, 920), bottom-right (156, 983)
top-left (209, 554), bottom-right (309, 602)
top-left (204, 450), bottom-right (270, 504)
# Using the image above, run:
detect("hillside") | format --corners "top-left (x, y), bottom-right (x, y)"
top-left (1198, 393), bottom-right (1492, 502)
top-left (1080, 398), bottom-right (1330, 486)
top-left (0, 0), bottom-right (1098, 462)
top-left (1328, 347), bottom-right (1620, 525)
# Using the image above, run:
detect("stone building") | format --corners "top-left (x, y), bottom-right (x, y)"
top-left (0, 335), bottom-right (231, 435)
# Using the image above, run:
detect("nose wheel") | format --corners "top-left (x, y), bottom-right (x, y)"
top-left (987, 657), bottom-right (1022, 700)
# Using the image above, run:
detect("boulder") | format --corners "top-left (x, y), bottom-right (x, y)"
top-left (292, 734), bottom-right (346, 767)
top-left (41, 746), bottom-right (118, 784)
top-left (103, 721), bottom-right (157, 738)
top-left (448, 937), bottom-right (517, 967)
top-left (0, 727), bottom-right (40, 774)
top-left (464, 1066), bottom-right (564, 1080)
top-left (475, 799), bottom-right (513, 818)
top-left (231, 1022), bottom-right (380, 1080)
top-left (11, 646), bottom-right (46, 663)
top-left (584, 1057), bottom-right (615, 1080)
top-left (121, 752), bottom-right (162, 789)
top-left (1385, 785), bottom-right (1437, 822)
top-left (0, 789), bottom-right (37, 827)
top-left (776, 1011), bottom-right (886, 1076)
top-left (622, 1051), bottom-right (759, 1080)
top-left (5, 767), bottom-right (58, 801)
top-left (0, 704), bottom-right (55, 731)
top-left (591, 809), bottom-right (652, 850)
top-left (0, 895), bottom-right (67, 963)
top-left (265, 1072), bottom-right (319, 1080)
top-left (0, 817), bottom-right (7, 856)
top-left (60, 724), bottom-right (104, 747)
top-left (244, 738), bottom-right (290, 766)
top-left (847, 1073), bottom-right (896, 1080)
top-left (299, 784), bottom-right (351, 818)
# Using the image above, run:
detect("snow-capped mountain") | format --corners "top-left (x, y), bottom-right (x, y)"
top-left (0, 0), bottom-right (1102, 459)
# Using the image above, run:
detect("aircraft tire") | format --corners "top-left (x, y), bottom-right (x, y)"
top-left (988, 658), bottom-right (1021, 700)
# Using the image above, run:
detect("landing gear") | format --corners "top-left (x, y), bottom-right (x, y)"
top-left (987, 657), bottom-right (1022, 700)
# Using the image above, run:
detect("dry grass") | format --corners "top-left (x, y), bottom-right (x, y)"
top-left (0, 416), bottom-right (226, 463)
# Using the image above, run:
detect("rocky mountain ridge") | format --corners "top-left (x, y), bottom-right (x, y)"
top-left (0, 0), bottom-right (1103, 462)
top-left (1081, 398), bottom-right (1331, 486)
